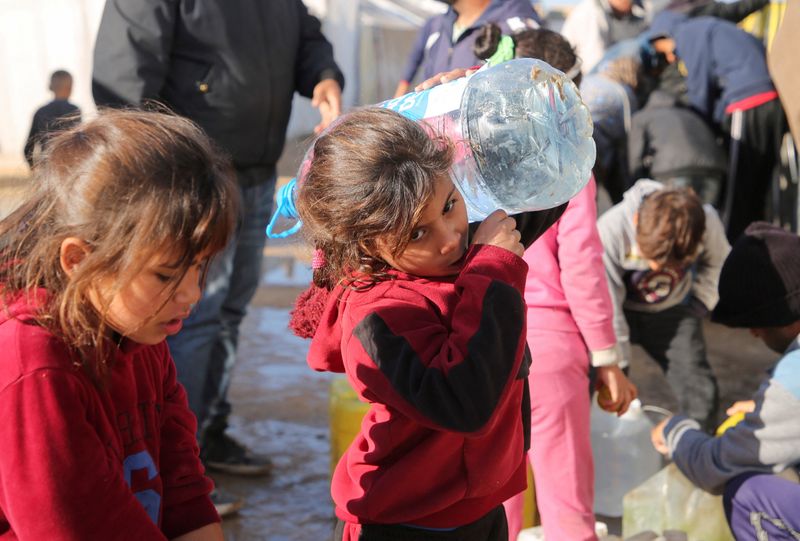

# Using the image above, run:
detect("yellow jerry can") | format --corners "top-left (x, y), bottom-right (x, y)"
top-left (329, 375), bottom-right (539, 528)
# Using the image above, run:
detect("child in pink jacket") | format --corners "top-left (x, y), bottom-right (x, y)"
top-left (473, 23), bottom-right (638, 541)
top-left (505, 176), bottom-right (637, 541)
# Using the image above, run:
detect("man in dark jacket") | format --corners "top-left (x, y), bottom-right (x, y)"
top-left (394, 0), bottom-right (540, 97)
top-left (92, 0), bottom-right (344, 491)
top-left (648, 10), bottom-right (787, 241)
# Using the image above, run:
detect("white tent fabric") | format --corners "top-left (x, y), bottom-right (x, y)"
top-left (0, 0), bottom-right (105, 165)
top-left (0, 0), bottom-right (445, 164)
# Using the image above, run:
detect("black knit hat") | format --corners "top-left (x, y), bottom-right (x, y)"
top-left (712, 222), bottom-right (800, 328)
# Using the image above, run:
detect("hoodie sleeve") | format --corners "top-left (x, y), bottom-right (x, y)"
top-left (597, 203), bottom-right (634, 365)
top-left (664, 350), bottom-right (800, 495)
top-left (401, 17), bottom-right (435, 84)
top-left (690, 206), bottom-right (730, 311)
top-left (556, 178), bottom-right (619, 355)
top-left (345, 244), bottom-right (529, 434)
top-left (157, 345), bottom-right (219, 539)
top-left (675, 20), bottom-right (717, 119)
top-left (0, 369), bottom-right (168, 540)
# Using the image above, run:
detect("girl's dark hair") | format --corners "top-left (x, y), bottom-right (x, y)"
top-left (295, 107), bottom-right (453, 290)
top-left (473, 23), bottom-right (579, 81)
top-left (0, 108), bottom-right (239, 382)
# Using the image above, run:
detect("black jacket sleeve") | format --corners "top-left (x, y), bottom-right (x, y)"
top-left (92, 0), bottom-right (179, 107)
top-left (469, 204), bottom-right (567, 249)
top-left (293, 0), bottom-right (345, 98)
top-left (691, 0), bottom-right (769, 22)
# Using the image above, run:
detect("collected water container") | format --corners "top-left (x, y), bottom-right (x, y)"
top-left (267, 58), bottom-right (595, 236)
top-left (379, 58), bottom-right (595, 221)
top-left (591, 398), bottom-right (662, 517)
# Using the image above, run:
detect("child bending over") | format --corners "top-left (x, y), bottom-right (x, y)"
top-left (290, 107), bottom-right (565, 541)
top-left (0, 109), bottom-right (239, 540)
top-left (598, 180), bottom-right (730, 432)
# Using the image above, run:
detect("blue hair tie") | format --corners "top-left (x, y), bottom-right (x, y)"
top-left (266, 177), bottom-right (302, 238)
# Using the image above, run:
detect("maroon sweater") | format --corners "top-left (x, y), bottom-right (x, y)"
top-left (309, 244), bottom-right (532, 528)
top-left (0, 294), bottom-right (218, 540)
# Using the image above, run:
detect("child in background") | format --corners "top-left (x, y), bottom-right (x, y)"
top-left (289, 107), bottom-right (566, 541)
top-left (0, 110), bottom-right (238, 540)
top-left (24, 69), bottom-right (81, 168)
top-left (475, 24), bottom-right (638, 541)
top-left (651, 222), bottom-right (800, 540)
top-left (599, 181), bottom-right (730, 433)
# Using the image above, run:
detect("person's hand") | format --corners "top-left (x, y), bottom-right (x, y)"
top-left (414, 66), bottom-right (481, 92)
top-left (393, 80), bottom-right (411, 98)
top-left (596, 364), bottom-right (637, 416)
top-left (312, 79), bottom-right (342, 134)
top-left (471, 209), bottom-right (523, 257)
top-left (726, 400), bottom-right (756, 417)
top-left (651, 417), bottom-right (671, 455)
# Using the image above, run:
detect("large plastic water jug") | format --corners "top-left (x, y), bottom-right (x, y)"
top-left (267, 58), bottom-right (595, 236)
top-left (591, 398), bottom-right (663, 517)
top-left (379, 58), bottom-right (595, 221)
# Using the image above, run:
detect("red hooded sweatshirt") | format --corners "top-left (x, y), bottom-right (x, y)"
top-left (309, 243), bottom-right (534, 529)
top-left (0, 293), bottom-right (218, 540)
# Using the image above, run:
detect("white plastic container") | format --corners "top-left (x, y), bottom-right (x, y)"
top-left (517, 522), bottom-right (609, 541)
top-left (591, 398), bottom-right (663, 517)
top-left (268, 58), bottom-right (595, 237)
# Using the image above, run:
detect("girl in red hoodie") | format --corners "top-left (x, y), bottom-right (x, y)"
top-left (290, 107), bottom-right (565, 541)
top-left (0, 110), bottom-right (238, 540)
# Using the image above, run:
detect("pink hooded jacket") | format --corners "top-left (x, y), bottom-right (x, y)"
top-left (522, 177), bottom-right (619, 365)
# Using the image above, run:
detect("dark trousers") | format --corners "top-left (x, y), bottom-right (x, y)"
top-left (333, 506), bottom-right (508, 541)
top-left (723, 472), bottom-right (800, 540)
top-left (722, 99), bottom-right (789, 242)
top-left (625, 304), bottom-right (719, 431)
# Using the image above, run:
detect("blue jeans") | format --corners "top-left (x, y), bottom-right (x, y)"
top-left (167, 166), bottom-right (276, 442)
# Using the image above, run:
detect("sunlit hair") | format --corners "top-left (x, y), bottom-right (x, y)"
top-left (636, 187), bottom-right (705, 268)
top-left (0, 108), bottom-right (239, 382)
top-left (296, 107), bottom-right (454, 290)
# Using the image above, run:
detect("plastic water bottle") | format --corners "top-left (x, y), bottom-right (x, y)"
top-left (267, 58), bottom-right (595, 236)
top-left (379, 58), bottom-right (595, 222)
top-left (590, 398), bottom-right (662, 517)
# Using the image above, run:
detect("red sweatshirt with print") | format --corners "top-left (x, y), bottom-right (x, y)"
top-left (0, 294), bottom-right (218, 540)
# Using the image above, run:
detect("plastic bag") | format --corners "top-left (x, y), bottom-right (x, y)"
top-left (622, 463), bottom-right (734, 541)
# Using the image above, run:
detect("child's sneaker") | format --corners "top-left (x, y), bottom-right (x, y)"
top-left (203, 432), bottom-right (273, 476)
top-left (210, 488), bottom-right (244, 518)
